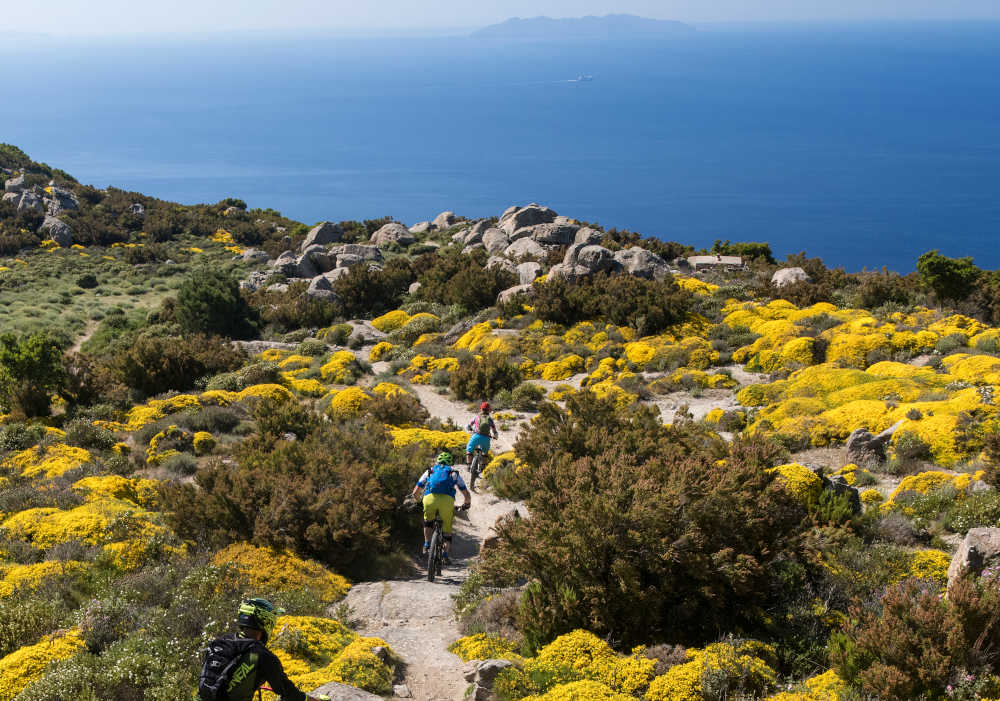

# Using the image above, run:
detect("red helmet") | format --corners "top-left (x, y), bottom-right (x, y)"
top-left (480, 401), bottom-right (491, 412)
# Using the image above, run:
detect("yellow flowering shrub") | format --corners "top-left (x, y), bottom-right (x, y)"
top-left (285, 376), bottom-right (327, 397)
top-left (390, 427), bottom-right (467, 456)
top-left (371, 381), bottom-right (408, 398)
top-left (525, 680), bottom-right (634, 700)
top-left (885, 470), bottom-right (985, 505)
top-left (236, 384), bottom-right (294, 402)
top-left (278, 354), bottom-right (313, 370)
top-left (831, 463), bottom-right (875, 486)
top-left (3, 443), bottom-right (91, 478)
top-left (943, 353), bottom-right (1000, 385)
top-left (200, 389), bottom-right (240, 406)
top-left (259, 348), bottom-right (290, 362)
top-left (214, 543), bottom-right (350, 602)
top-left (0, 628), bottom-right (85, 700)
top-left (369, 341), bottom-right (395, 361)
top-left (100, 537), bottom-right (186, 572)
top-left (327, 387), bottom-right (374, 419)
top-left (193, 431), bottom-right (216, 455)
top-left (449, 633), bottom-right (522, 662)
top-left (537, 354), bottom-right (586, 381)
top-left (454, 321), bottom-right (512, 354)
top-left (320, 351), bottom-right (361, 383)
top-left (905, 549), bottom-right (951, 586)
top-left (146, 425), bottom-right (190, 466)
top-left (674, 277), bottom-right (720, 296)
top-left (371, 309), bottom-right (410, 332)
top-left (645, 642), bottom-right (777, 701)
top-left (404, 312), bottom-right (440, 328)
top-left (1, 498), bottom-right (164, 548)
top-left (624, 341), bottom-right (656, 366)
top-left (767, 463), bottom-right (822, 503)
top-left (860, 488), bottom-right (883, 505)
top-left (766, 669), bottom-right (846, 700)
top-left (72, 475), bottom-right (159, 507)
top-left (0, 560), bottom-right (88, 598)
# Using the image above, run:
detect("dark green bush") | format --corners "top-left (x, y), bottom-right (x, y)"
top-left (415, 248), bottom-right (516, 313)
top-left (250, 281), bottom-right (341, 333)
top-left (330, 258), bottom-right (414, 319)
top-left (64, 418), bottom-right (116, 451)
top-left (0, 332), bottom-right (68, 418)
top-left (449, 353), bottom-right (522, 401)
top-left (532, 272), bottom-right (692, 336)
top-left (112, 333), bottom-right (245, 397)
top-left (175, 268), bottom-right (258, 339)
top-left (510, 382), bottom-right (545, 411)
top-left (0, 422), bottom-right (46, 451)
top-left (75, 274), bottom-right (98, 289)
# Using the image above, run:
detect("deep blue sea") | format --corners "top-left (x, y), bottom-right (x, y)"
top-left (1, 23), bottom-right (998, 272)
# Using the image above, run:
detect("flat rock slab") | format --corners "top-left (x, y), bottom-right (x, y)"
top-left (311, 681), bottom-right (383, 700)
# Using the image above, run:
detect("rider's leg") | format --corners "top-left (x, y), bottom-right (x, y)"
top-left (421, 494), bottom-right (436, 550)
top-left (440, 496), bottom-right (456, 555)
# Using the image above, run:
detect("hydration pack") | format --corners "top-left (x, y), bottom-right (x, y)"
top-left (198, 636), bottom-right (258, 701)
top-left (476, 413), bottom-right (492, 436)
top-left (426, 463), bottom-right (455, 495)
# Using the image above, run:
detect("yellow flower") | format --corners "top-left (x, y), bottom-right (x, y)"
top-left (213, 543), bottom-right (350, 602)
top-left (390, 427), bottom-right (467, 456)
top-left (2, 443), bottom-right (91, 479)
top-left (0, 629), bottom-right (85, 700)
top-left (371, 309), bottom-right (411, 332)
top-left (236, 384), bottom-right (294, 402)
top-left (767, 463), bottom-right (822, 503)
top-left (327, 387), bottom-right (373, 419)
top-left (278, 354), bottom-right (314, 370)
top-left (369, 341), bottom-right (395, 362)
top-left (320, 350), bottom-right (361, 383)
top-left (449, 634), bottom-right (522, 662)
top-left (193, 431), bottom-right (216, 455)
top-left (0, 561), bottom-right (89, 598)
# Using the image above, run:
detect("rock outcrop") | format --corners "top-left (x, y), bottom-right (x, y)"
top-left (772, 267), bottom-right (811, 288)
top-left (612, 246), bottom-right (670, 280)
top-left (45, 185), bottom-right (79, 215)
top-left (498, 203), bottom-right (557, 236)
top-left (504, 238), bottom-right (546, 260)
top-left (3, 174), bottom-right (26, 192)
top-left (38, 216), bottom-right (73, 247)
top-left (300, 221), bottom-right (342, 252)
top-left (846, 420), bottom-right (904, 467)
top-left (370, 221), bottom-right (416, 247)
top-left (482, 228), bottom-right (509, 255)
top-left (948, 528), bottom-right (1000, 590)
top-left (463, 659), bottom-right (514, 701)
top-left (433, 210), bottom-right (461, 229)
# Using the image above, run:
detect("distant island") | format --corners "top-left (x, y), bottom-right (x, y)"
top-left (472, 13), bottom-right (695, 40)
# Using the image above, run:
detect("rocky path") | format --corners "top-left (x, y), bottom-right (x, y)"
top-left (343, 458), bottom-right (524, 701)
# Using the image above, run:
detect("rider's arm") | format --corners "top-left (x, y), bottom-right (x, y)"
top-left (459, 487), bottom-right (472, 507)
top-left (412, 470), bottom-right (429, 498)
top-left (490, 417), bottom-right (499, 439)
top-left (259, 648), bottom-right (309, 701)
top-left (453, 473), bottom-right (471, 506)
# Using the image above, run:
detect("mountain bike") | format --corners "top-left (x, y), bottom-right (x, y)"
top-left (469, 446), bottom-right (488, 491)
top-left (427, 503), bottom-right (469, 583)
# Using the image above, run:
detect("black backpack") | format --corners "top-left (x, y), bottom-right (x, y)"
top-left (198, 636), bottom-right (257, 701)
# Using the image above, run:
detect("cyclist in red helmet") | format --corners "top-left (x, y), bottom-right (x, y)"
top-left (466, 401), bottom-right (499, 465)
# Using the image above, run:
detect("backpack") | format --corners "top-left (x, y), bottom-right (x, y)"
top-left (198, 636), bottom-right (258, 701)
top-left (476, 413), bottom-right (492, 437)
top-left (426, 463), bottom-right (455, 496)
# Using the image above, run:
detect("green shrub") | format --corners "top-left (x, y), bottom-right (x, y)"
top-left (175, 268), bottom-right (258, 339)
top-left (0, 332), bottom-right (68, 418)
top-left (946, 489), bottom-right (1000, 534)
top-left (449, 353), bottom-right (522, 401)
top-left (64, 418), bottom-right (116, 451)
top-left (330, 258), bottom-right (414, 319)
top-left (0, 422), bottom-right (46, 451)
top-left (113, 333), bottom-right (245, 397)
top-left (161, 452), bottom-right (198, 476)
top-left (510, 382), bottom-right (545, 411)
top-left (75, 273), bottom-right (98, 289)
top-left (415, 248), bottom-right (516, 313)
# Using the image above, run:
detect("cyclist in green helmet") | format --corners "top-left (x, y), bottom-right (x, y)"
top-left (198, 598), bottom-right (328, 701)
top-left (411, 450), bottom-right (471, 565)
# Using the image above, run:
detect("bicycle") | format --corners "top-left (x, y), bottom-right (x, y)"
top-left (469, 446), bottom-right (488, 491)
top-left (426, 503), bottom-right (469, 583)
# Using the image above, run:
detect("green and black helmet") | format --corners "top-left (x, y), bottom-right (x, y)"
top-left (437, 451), bottom-right (454, 466)
top-left (237, 598), bottom-right (282, 644)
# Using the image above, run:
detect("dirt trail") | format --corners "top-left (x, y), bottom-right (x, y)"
top-left (69, 320), bottom-right (100, 354)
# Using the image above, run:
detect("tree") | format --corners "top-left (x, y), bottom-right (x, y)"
top-left (0, 332), bottom-right (67, 417)
top-left (175, 268), bottom-right (258, 339)
top-left (916, 249), bottom-right (980, 303)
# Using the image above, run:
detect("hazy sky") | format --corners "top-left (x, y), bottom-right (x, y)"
top-left (4, 0), bottom-right (1000, 35)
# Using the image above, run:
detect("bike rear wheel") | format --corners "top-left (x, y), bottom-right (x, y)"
top-left (470, 451), bottom-right (484, 491)
top-left (427, 530), bottom-right (439, 583)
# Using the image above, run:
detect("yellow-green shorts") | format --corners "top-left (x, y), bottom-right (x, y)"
top-left (422, 493), bottom-right (456, 534)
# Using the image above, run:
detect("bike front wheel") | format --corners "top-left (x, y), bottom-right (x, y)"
top-left (470, 452), bottom-right (483, 491)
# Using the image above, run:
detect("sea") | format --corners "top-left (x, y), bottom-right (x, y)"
top-left (1, 22), bottom-right (998, 273)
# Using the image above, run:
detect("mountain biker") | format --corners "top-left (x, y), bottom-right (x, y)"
top-left (411, 451), bottom-right (471, 565)
top-left (199, 598), bottom-right (328, 701)
top-left (466, 401), bottom-right (499, 465)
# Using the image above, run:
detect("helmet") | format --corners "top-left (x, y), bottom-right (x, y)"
top-left (480, 401), bottom-right (491, 412)
top-left (437, 451), bottom-right (454, 466)
top-left (237, 598), bottom-right (282, 644)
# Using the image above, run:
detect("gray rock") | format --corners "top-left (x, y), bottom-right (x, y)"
top-left (270, 251), bottom-right (298, 277)
top-left (319, 268), bottom-right (351, 284)
top-left (370, 221), bottom-right (416, 247)
top-left (223, 205), bottom-right (242, 216)
top-left (241, 248), bottom-right (270, 262)
top-left (45, 185), bottom-right (79, 215)
top-left (577, 245), bottom-right (615, 273)
top-left (305, 287), bottom-right (340, 304)
top-left (3, 174), bottom-right (26, 193)
top-left (301, 244), bottom-right (335, 272)
top-left (266, 283), bottom-right (289, 293)
top-left (546, 262), bottom-right (591, 282)
top-left (772, 267), bottom-right (811, 288)
top-left (294, 254), bottom-right (319, 279)
top-left (308, 275), bottom-right (334, 293)
top-left (499, 205), bottom-right (518, 221)
top-left (517, 261), bottom-right (542, 285)
top-left (128, 202), bottom-right (146, 216)
top-left (498, 283), bottom-right (534, 304)
top-left (335, 254), bottom-right (363, 268)
top-left (499, 203), bottom-right (557, 235)
top-left (408, 281), bottom-right (422, 295)
top-left (409, 221), bottom-right (434, 234)
top-left (553, 215), bottom-right (577, 226)
top-left (462, 243), bottom-right (485, 254)
top-left (948, 528), bottom-right (1000, 589)
top-left (393, 683), bottom-right (412, 698)
top-left (11, 191), bottom-right (43, 214)
top-left (240, 270), bottom-right (270, 292)
top-left (300, 221), bottom-right (343, 251)
top-left (530, 222), bottom-right (579, 246)
top-left (613, 247), bottom-right (669, 280)
top-left (574, 227), bottom-right (604, 246)
top-left (475, 659), bottom-right (514, 688)
top-left (38, 216), bottom-right (73, 247)
top-left (846, 420), bottom-right (905, 468)
top-left (310, 681), bottom-right (383, 700)
top-left (487, 256), bottom-right (517, 275)
top-left (503, 238), bottom-right (546, 260)
top-left (433, 210), bottom-right (461, 229)
top-left (1, 192), bottom-right (18, 205)
top-left (811, 467), bottom-right (862, 514)
top-left (482, 228), bottom-right (509, 254)
top-left (329, 244), bottom-right (383, 262)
